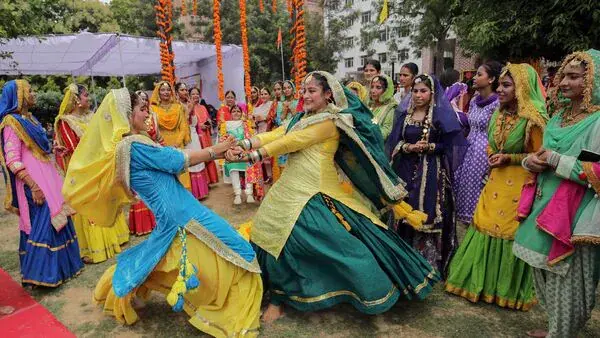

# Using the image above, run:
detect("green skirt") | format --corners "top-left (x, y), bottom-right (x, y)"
top-left (445, 226), bottom-right (536, 311)
top-left (254, 193), bottom-right (439, 315)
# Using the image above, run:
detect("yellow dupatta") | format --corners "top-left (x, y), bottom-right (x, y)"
top-left (62, 88), bottom-right (139, 227)
top-left (150, 81), bottom-right (190, 147)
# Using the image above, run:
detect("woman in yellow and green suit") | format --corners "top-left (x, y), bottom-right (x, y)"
top-left (445, 63), bottom-right (547, 311)
top-left (231, 71), bottom-right (440, 323)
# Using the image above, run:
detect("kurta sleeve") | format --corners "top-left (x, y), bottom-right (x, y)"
top-left (379, 107), bottom-right (395, 140)
top-left (3, 126), bottom-right (25, 174)
top-left (508, 125), bottom-right (544, 165)
top-left (130, 143), bottom-right (186, 174)
top-left (261, 119), bottom-right (338, 158)
top-left (255, 125), bottom-right (287, 146)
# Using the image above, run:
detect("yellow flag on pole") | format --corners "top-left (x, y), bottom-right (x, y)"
top-left (378, 0), bottom-right (389, 24)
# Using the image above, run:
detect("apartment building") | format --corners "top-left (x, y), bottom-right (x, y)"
top-left (324, 0), bottom-right (421, 82)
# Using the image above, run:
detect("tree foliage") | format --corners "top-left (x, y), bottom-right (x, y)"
top-left (454, 0), bottom-right (600, 61)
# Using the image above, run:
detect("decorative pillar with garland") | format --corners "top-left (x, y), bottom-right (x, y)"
top-left (291, 0), bottom-right (307, 90)
top-left (239, 0), bottom-right (252, 109)
top-left (155, 0), bottom-right (176, 85)
top-left (213, 0), bottom-right (225, 102)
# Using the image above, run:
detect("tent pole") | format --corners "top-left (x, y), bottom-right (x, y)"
top-left (117, 34), bottom-right (127, 87)
top-left (90, 68), bottom-right (98, 109)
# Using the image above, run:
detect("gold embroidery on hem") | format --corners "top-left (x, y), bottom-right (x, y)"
top-left (26, 236), bottom-right (78, 251)
top-left (272, 284), bottom-right (398, 307)
top-left (445, 283), bottom-right (536, 311)
top-left (21, 267), bottom-right (83, 287)
top-left (185, 219), bottom-right (261, 273)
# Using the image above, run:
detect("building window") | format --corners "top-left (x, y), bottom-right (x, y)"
top-left (395, 23), bottom-right (410, 38)
top-left (360, 55), bottom-right (368, 66)
top-left (344, 0), bottom-right (353, 7)
top-left (361, 11), bottom-right (371, 24)
top-left (343, 37), bottom-right (354, 48)
top-left (345, 57), bottom-right (354, 68)
top-left (378, 52), bottom-right (387, 64)
top-left (379, 30), bottom-right (387, 42)
top-left (398, 48), bottom-right (409, 62)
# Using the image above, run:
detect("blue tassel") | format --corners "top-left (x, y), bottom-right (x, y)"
top-left (186, 275), bottom-right (200, 290)
top-left (172, 294), bottom-right (185, 312)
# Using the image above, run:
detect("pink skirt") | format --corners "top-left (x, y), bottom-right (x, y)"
top-left (190, 170), bottom-right (209, 200)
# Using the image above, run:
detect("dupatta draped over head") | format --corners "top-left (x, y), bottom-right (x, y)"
top-left (54, 84), bottom-right (92, 137)
top-left (287, 71), bottom-right (427, 226)
top-left (63, 88), bottom-right (141, 227)
top-left (488, 63), bottom-right (548, 155)
top-left (515, 49), bottom-right (600, 274)
top-left (386, 74), bottom-right (468, 174)
top-left (347, 81), bottom-right (368, 102)
top-left (0, 80), bottom-right (52, 213)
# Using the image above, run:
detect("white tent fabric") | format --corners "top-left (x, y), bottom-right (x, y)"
top-left (0, 32), bottom-right (244, 106)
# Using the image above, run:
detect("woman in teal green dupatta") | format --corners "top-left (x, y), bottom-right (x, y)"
top-left (514, 49), bottom-right (600, 337)
top-left (367, 74), bottom-right (397, 140)
top-left (229, 71), bottom-right (439, 323)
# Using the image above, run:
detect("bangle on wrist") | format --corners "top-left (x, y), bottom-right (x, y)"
top-left (402, 143), bottom-right (410, 153)
top-left (248, 150), bottom-right (263, 164)
top-left (208, 147), bottom-right (217, 160)
top-left (237, 138), bottom-right (252, 151)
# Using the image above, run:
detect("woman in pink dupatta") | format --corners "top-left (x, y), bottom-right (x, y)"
top-left (190, 88), bottom-right (219, 184)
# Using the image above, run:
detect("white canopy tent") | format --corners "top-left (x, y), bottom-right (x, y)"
top-left (0, 32), bottom-right (244, 106)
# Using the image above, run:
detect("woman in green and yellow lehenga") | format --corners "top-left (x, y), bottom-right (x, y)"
top-left (231, 71), bottom-right (439, 323)
top-left (445, 63), bottom-right (547, 311)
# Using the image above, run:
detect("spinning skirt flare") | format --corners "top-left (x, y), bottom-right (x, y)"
top-left (19, 188), bottom-right (84, 287)
top-left (255, 193), bottom-right (439, 314)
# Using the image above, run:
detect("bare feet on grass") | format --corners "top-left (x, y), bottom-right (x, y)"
top-left (262, 303), bottom-right (284, 324)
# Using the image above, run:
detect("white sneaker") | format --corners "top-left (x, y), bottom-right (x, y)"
top-left (246, 194), bottom-right (255, 204)
top-left (234, 194), bottom-right (242, 205)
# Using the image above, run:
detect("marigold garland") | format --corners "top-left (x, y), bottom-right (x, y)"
top-left (239, 0), bottom-right (252, 112)
top-left (155, 0), bottom-right (176, 85)
top-left (287, 0), bottom-right (293, 18)
top-left (213, 0), bottom-right (225, 102)
top-left (272, 0), bottom-right (277, 13)
top-left (292, 0), bottom-right (307, 90)
top-left (192, 0), bottom-right (198, 16)
top-left (259, 0), bottom-right (264, 13)
top-left (181, 0), bottom-right (187, 16)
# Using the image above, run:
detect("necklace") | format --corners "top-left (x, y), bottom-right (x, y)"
top-left (496, 109), bottom-right (517, 153)
top-left (561, 105), bottom-right (589, 127)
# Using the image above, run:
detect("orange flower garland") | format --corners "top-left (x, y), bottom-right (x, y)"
top-left (213, 0), bottom-right (225, 102)
top-left (259, 0), bottom-right (264, 13)
top-left (287, 0), bottom-right (293, 18)
top-left (192, 0), bottom-right (198, 16)
top-left (181, 0), bottom-right (187, 16)
top-left (292, 0), bottom-right (307, 89)
top-left (239, 0), bottom-right (252, 111)
top-left (155, 0), bottom-right (176, 85)
top-left (272, 0), bottom-right (277, 13)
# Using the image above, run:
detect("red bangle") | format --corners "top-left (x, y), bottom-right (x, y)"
top-left (578, 171), bottom-right (588, 180)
